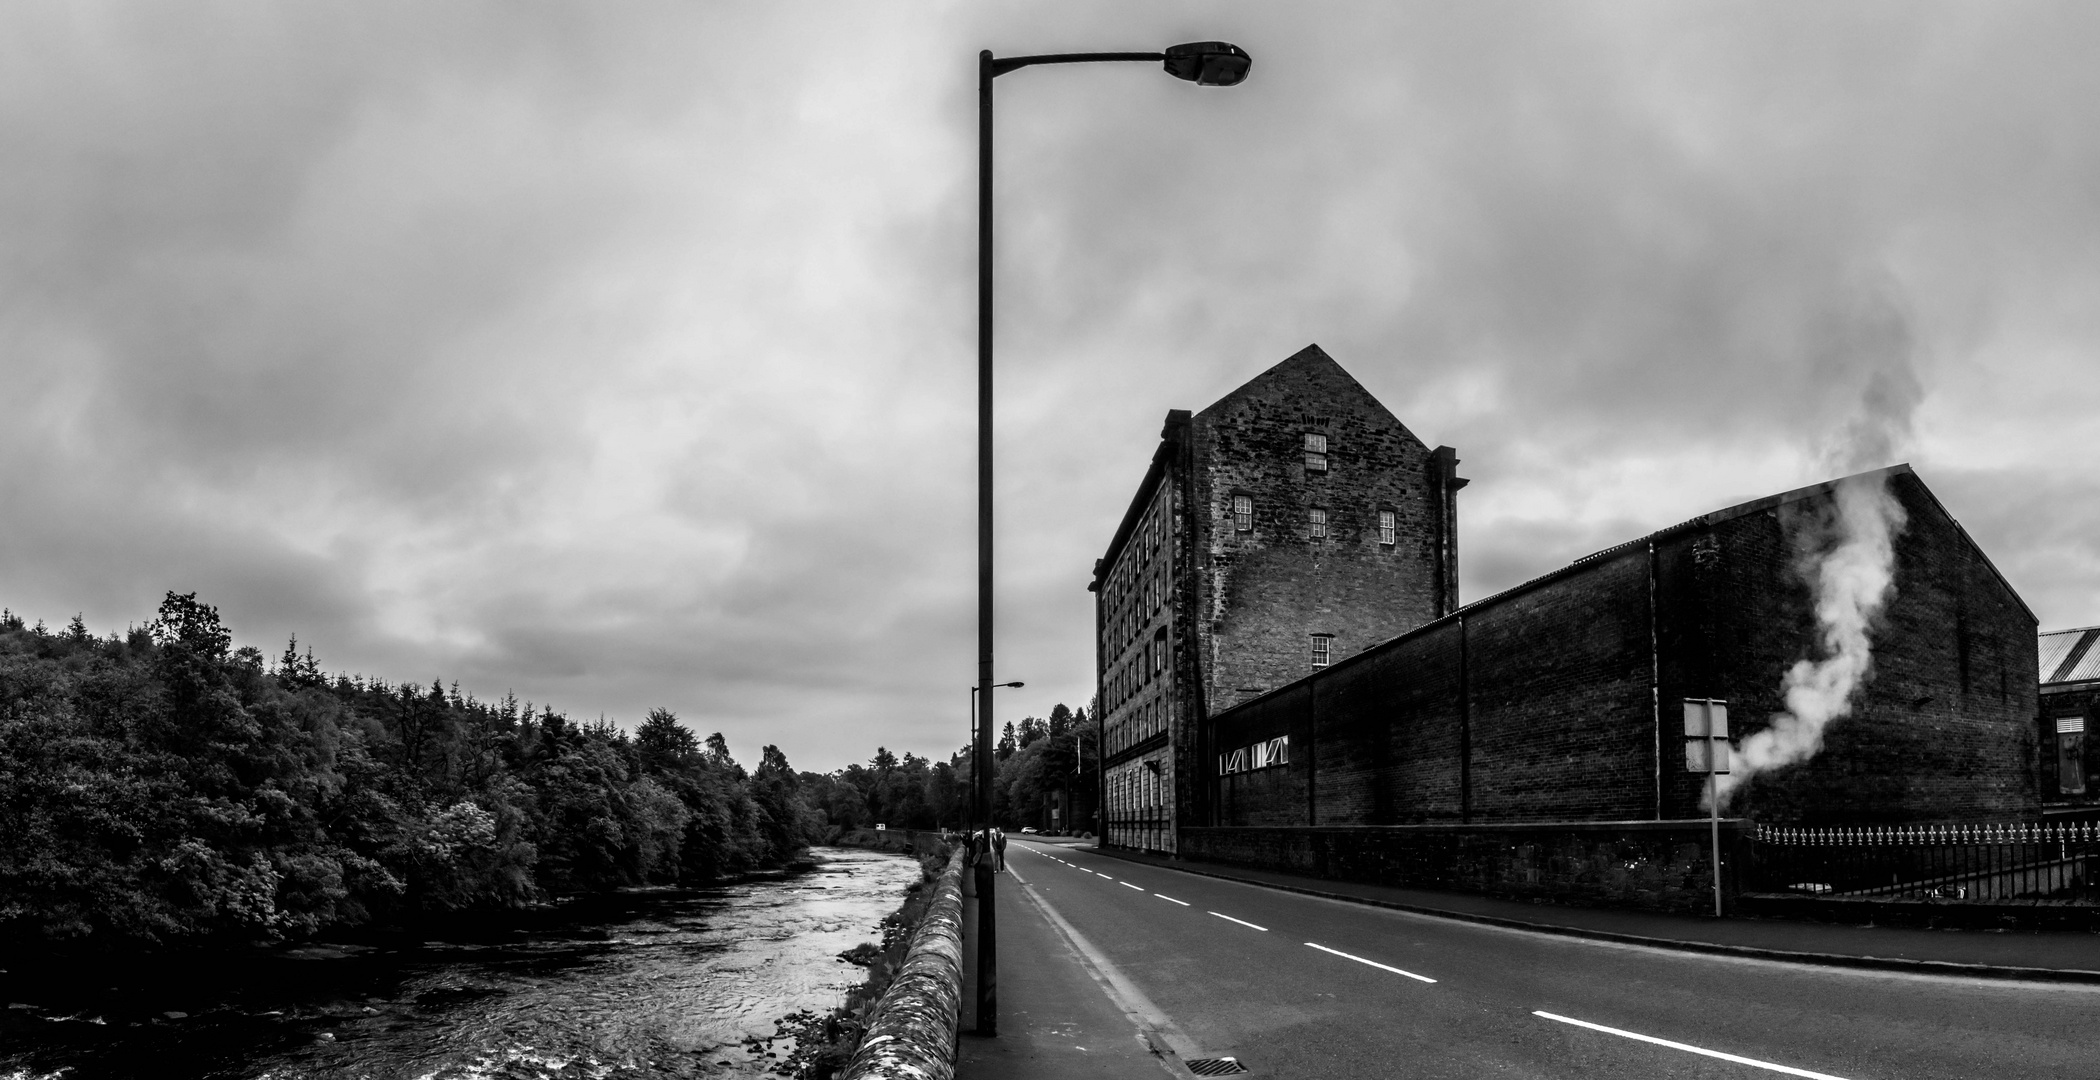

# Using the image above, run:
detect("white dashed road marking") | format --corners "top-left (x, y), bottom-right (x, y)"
top-left (1121, 881), bottom-right (1145, 891)
top-left (1209, 912), bottom-right (1268, 932)
top-left (1155, 894), bottom-right (1190, 906)
top-left (1532, 1012), bottom-right (1854, 1080)
top-left (1305, 942), bottom-right (1437, 984)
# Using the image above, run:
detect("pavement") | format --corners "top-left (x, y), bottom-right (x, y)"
top-left (1085, 840), bottom-right (2100, 982)
top-left (956, 851), bottom-right (1180, 1078)
top-left (955, 835), bottom-right (2100, 1080)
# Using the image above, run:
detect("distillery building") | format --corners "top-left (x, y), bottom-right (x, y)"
top-left (1194, 464), bottom-right (2041, 849)
top-left (1089, 344), bottom-right (1465, 852)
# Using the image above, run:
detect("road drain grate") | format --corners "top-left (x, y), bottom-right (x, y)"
top-left (1185, 1058), bottom-right (1248, 1076)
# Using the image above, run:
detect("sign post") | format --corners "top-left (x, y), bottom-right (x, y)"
top-left (1682, 699), bottom-right (1729, 918)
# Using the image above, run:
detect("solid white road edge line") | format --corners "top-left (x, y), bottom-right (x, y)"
top-left (1155, 894), bottom-right (1191, 906)
top-left (1121, 882), bottom-right (1146, 891)
top-left (1008, 860), bottom-right (1204, 1067)
top-left (1209, 912), bottom-right (1268, 931)
top-left (1532, 1011), bottom-right (1854, 1080)
top-left (1304, 942), bottom-right (1437, 984)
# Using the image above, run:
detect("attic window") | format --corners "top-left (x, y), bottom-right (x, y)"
top-left (1232, 494), bottom-right (1253, 532)
top-left (1310, 633), bottom-right (1333, 668)
top-left (1378, 509), bottom-right (1396, 546)
top-left (1304, 432), bottom-right (1328, 472)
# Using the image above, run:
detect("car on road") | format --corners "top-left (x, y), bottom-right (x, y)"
top-left (1021, 827), bottom-right (1038, 834)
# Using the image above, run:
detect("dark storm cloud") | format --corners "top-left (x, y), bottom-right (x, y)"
top-left (6, 3), bottom-right (2099, 771)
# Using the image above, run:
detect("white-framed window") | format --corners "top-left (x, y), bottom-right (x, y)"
top-left (1304, 432), bottom-right (1328, 472)
top-left (1378, 509), bottom-right (1396, 546)
top-left (1310, 507), bottom-right (1327, 540)
top-left (2060, 716), bottom-right (2087, 796)
top-left (1310, 633), bottom-right (1333, 668)
top-left (1232, 494), bottom-right (1253, 532)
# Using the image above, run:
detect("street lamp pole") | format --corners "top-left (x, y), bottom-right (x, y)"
top-left (975, 40), bottom-right (1250, 1039)
top-left (969, 681), bottom-right (1025, 804)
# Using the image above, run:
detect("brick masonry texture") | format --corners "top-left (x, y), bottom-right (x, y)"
top-left (1191, 344), bottom-right (1455, 715)
top-left (1205, 467), bottom-right (2041, 832)
top-left (1093, 345), bottom-right (1458, 853)
top-left (2040, 683), bottom-right (2100, 810)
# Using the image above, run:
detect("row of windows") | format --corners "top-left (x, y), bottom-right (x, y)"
top-left (1108, 693), bottom-right (1170, 756)
top-left (1109, 763), bottom-right (1166, 812)
top-left (1231, 496), bottom-right (1397, 545)
top-left (1107, 629), bottom-right (1169, 714)
top-left (1105, 493), bottom-right (1173, 656)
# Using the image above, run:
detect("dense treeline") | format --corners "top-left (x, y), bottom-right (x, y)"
top-left (803, 703), bottom-right (1097, 834)
top-left (0, 592), bottom-right (1100, 952)
top-left (0, 593), bottom-right (822, 950)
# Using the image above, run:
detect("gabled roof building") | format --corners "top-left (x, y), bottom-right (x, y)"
top-left (1093, 344), bottom-right (2046, 860)
top-left (1089, 344), bottom-right (1465, 852)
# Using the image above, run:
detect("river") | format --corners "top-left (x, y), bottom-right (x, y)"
top-left (0, 847), bottom-right (924, 1080)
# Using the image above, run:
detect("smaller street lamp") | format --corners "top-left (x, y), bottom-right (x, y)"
top-left (971, 680), bottom-right (1026, 814)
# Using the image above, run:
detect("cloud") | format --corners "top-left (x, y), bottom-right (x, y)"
top-left (5, 2), bottom-right (2100, 771)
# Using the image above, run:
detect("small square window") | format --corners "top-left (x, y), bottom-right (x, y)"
top-left (1378, 509), bottom-right (1396, 546)
top-left (1304, 432), bottom-right (1328, 473)
top-left (1232, 494), bottom-right (1253, 532)
top-left (1310, 634), bottom-right (1333, 668)
top-left (1309, 507), bottom-right (1327, 539)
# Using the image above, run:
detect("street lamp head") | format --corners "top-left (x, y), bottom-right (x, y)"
top-left (1163, 41), bottom-right (1252, 87)
top-left (1002, 681), bottom-right (1025, 688)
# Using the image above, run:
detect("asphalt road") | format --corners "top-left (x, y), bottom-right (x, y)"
top-left (1003, 837), bottom-right (2099, 1079)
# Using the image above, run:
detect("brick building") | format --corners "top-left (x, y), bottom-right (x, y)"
top-left (1199, 465), bottom-right (2040, 834)
top-left (1089, 344), bottom-right (1465, 852)
top-left (2039, 626), bottom-right (2100, 816)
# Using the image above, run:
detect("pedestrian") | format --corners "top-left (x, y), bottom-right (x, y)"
top-left (992, 826), bottom-right (1007, 872)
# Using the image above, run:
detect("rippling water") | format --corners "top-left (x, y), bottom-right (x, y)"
top-left (0, 847), bottom-right (923, 1080)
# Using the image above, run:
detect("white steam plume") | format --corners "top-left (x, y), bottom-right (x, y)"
top-left (1709, 285), bottom-right (1921, 810)
top-left (1710, 473), bottom-right (1907, 807)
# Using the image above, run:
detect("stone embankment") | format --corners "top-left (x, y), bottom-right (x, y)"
top-left (837, 846), bottom-right (966, 1080)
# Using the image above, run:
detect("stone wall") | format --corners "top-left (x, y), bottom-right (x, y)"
top-left (839, 848), bottom-right (966, 1080)
top-left (1180, 821), bottom-right (1750, 914)
top-left (1191, 344), bottom-right (1450, 714)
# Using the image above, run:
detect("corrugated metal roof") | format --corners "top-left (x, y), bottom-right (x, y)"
top-left (2040, 626), bottom-right (2100, 684)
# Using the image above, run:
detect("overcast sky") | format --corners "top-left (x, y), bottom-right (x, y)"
top-left (5, 2), bottom-right (2098, 773)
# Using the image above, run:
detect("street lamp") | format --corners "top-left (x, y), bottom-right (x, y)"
top-left (975, 39), bottom-right (1251, 1039)
top-left (970, 681), bottom-right (1025, 800)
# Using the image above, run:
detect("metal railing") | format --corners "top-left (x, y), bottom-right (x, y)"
top-left (1748, 822), bottom-right (2100, 902)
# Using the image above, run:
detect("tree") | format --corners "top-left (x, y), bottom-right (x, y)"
top-left (636, 708), bottom-right (700, 774)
